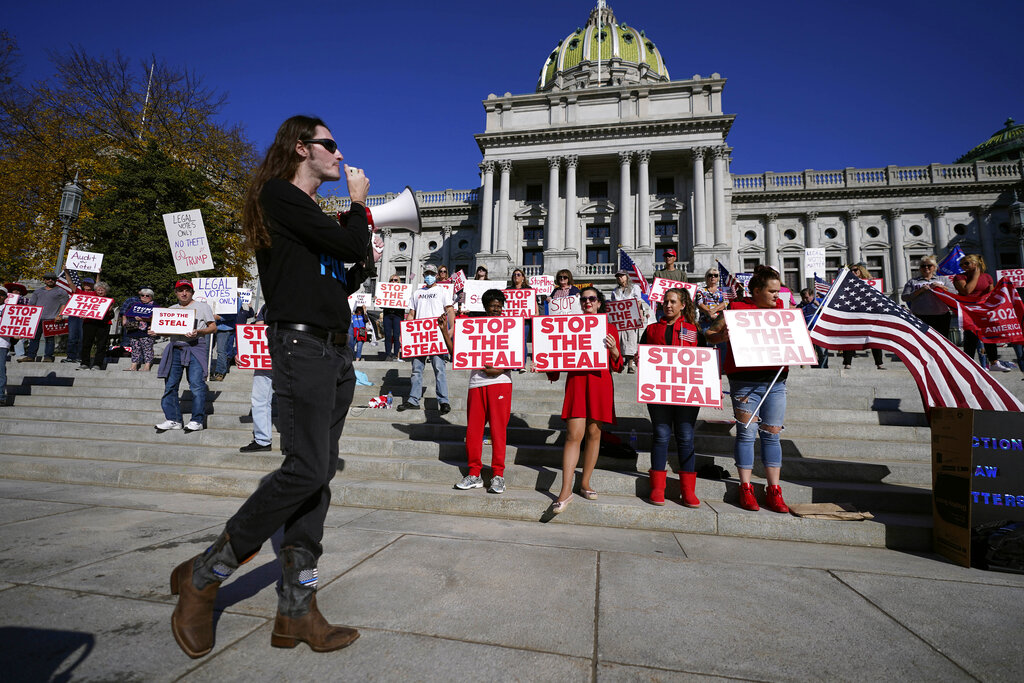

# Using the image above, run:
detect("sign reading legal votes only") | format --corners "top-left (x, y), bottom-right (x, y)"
top-left (548, 294), bottom-right (582, 315)
top-left (374, 282), bottom-right (414, 309)
top-left (192, 277), bottom-right (237, 315)
top-left (723, 308), bottom-right (816, 367)
top-left (400, 319), bottom-right (448, 358)
top-left (532, 314), bottom-right (608, 372)
top-left (529, 275), bottom-right (555, 296)
top-left (61, 293), bottom-right (114, 321)
top-left (605, 299), bottom-right (644, 332)
top-left (151, 308), bottom-right (196, 335)
top-left (648, 278), bottom-right (697, 304)
top-left (0, 305), bottom-right (42, 338)
top-left (500, 289), bottom-right (536, 317)
top-left (65, 248), bottom-right (103, 273)
top-left (164, 209), bottom-right (213, 274)
top-left (453, 317), bottom-right (525, 369)
top-left (235, 324), bottom-right (272, 370)
top-left (637, 345), bottom-right (722, 408)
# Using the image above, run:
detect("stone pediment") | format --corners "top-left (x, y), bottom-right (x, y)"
top-left (578, 199), bottom-right (617, 217)
top-left (514, 203), bottom-right (547, 219)
top-left (651, 197), bottom-right (686, 213)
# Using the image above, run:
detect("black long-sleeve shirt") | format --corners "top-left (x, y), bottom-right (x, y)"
top-left (256, 177), bottom-right (370, 332)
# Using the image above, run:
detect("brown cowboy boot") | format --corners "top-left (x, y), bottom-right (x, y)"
top-left (169, 531), bottom-right (240, 658)
top-left (270, 546), bottom-right (359, 652)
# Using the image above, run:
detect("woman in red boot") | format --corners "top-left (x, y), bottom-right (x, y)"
top-left (545, 285), bottom-right (623, 513)
top-left (639, 288), bottom-right (702, 507)
top-left (706, 265), bottom-right (790, 514)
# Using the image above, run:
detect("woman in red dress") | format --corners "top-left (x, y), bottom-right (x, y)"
top-left (546, 286), bottom-right (624, 513)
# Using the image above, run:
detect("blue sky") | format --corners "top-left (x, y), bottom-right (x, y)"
top-left (4, 1), bottom-right (1021, 197)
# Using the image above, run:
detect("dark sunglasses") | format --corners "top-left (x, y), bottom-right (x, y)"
top-left (557, 275), bottom-right (569, 280)
top-left (581, 295), bottom-right (599, 303)
top-left (302, 138), bottom-right (337, 154)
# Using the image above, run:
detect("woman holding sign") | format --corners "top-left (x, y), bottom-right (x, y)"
top-left (78, 281), bottom-right (116, 371)
top-left (123, 288), bottom-right (156, 371)
top-left (706, 266), bottom-right (790, 513)
top-left (547, 287), bottom-right (623, 513)
top-left (639, 288), bottom-right (702, 508)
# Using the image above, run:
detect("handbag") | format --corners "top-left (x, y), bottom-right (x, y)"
top-left (355, 328), bottom-right (368, 342)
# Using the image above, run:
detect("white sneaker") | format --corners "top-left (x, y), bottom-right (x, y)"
top-left (989, 362), bottom-right (1011, 373)
top-left (184, 421), bottom-right (204, 432)
top-left (155, 420), bottom-right (183, 431)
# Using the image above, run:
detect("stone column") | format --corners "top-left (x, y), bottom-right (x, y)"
top-left (618, 150), bottom-right (634, 249)
top-left (495, 159), bottom-right (512, 255)
top-left (977, 206), bottom-right (997, 270)
top-left (564, 155), bottom-right (579, 254)
top-left (692, 148), bottom-right (708, 247)
top-left (441, 225), bottom-right (453, 270)
top-left (546, 156), bottom-right (563, 251)
top-left (380, 226), bottom-right (393, 281)
top-left (636, 150), bottom-right (652, 248)
top-left (889, 208), bottom-right (907, 292)
top-left (712, 146), bottom-right (728, 246)
top-left (806, 211), bottom-right (819, 248)
top-left (933, 205), bottom-right (949, 249)
top-left (847, 209), bottom-right (861, 265)
top-left (479, 161), bottom-right (495, 253)
top-left (764, 212), bottom-right (778, 269)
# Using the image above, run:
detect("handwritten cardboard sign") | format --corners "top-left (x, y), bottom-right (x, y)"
top-left (548, 294), bottom-right (582, 315)
top-left (3, 293), bottom-right (20, 306)
top-left (151, 308), bottom-right (196, 335)
top-left (61, 293), bottom-right (113, 321)
top-left (500, 289), bottom-right (536, 317)
top-left (450, 269), bottom-right (467, 292)
top-left (0, 304), bottom-right (42, 338)
top-left (235, 324), bottom-right (272, 370)
top-left (532, 314), bottom-right (608, 372)
top-left (804, 248), bottom-right (826, 279)
top-left (65, 248), bottom-right (103, 273)
top-left (400, 318), bottom-right (448, 358)
top-left (723, 308), bottom-right (816, 367)
top-left (529, 275), bottom-right (555, 296)
top-left (463, 280), bottom-right (508, 313)
top-left (997, 269), bottom-right (1024, 288)
top-left (348, 291), bottom-right (372, 311)
top-left (192, 277), bottom-right (237, 315)
top-left (375, 281), bottom-right (414, 309)
top-left (164, 209), bottom-right (213, 274)
top-left (606, 299), bottom-right (644, 332)
top-left (637, 345), bottom-right (722, 408)
top-left (649, 278), bottom-right (697, 304)
top-left (453, 316), bottom-right (525, 369)
top-left (43, 319), bottom-right (69, 337)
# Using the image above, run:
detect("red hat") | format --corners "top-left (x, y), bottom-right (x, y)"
top-left (664, 249), bottom-right (677, 257)
top-left (174, 280), bottom-right (194, 290)
top-left (3, 282), bottom-right (28, 295)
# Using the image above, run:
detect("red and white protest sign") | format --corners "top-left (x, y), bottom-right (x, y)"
top-left (463, 280), bottom-right (507, 313)
top-left (649, 278), bottom-right (697, 304)
top-left (3, 293), bottom-right (20, 306)
top-left (450, 270), bottom-right (467, 292)
top-left (637, 345), bottom-right (721, 408)
top-left (864, 279), bottom-right (884, 293)
top-left (65, 248), bottom-right (103, 273)
top-left (605, 299), bottom-right (644, 332)
top-left (400, 318), bottom-right (448, 358)
top-left (529, 275), bottom-right (555, 296)
top-left (61, 293), bottom-right (114, 321)
top-left (348, 292), bottom-right (372, 311)
top-left (235, 324), bottom-right (272, 370)
top-left (723, 308), bottom-right (817, 367)
top-left (436, 282), bottom-right (456, 301)
top-left (151, 308), bottom-right (196, 335)
top-left (453, 316), bottom-right (525, 369)
top-left (500, 289), bottom-right (536, 317)
top-left (548, 294), bottom-right (582, 315)
top-left (164, 208), bottom-right (213, 274)
top-left (0, 305), bottom-right (42, 338)
top-left (43, 319), bottom-right (69, 337)
top-left (997, 269), bottom-right (1024, 288)
top-left (374, 281), bottom-right (414, 309)
top-left (532, 314), bottom-right (608, 372)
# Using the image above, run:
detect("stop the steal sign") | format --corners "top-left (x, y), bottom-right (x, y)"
top-left (151, 308), bottom-right (196, 335)
top-left (723, 308), bottom-right (816, 367)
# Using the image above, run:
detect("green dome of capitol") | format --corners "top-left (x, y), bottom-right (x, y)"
top-left (956, 118), bottom-right (1024, 163)
top-left (537, 2), bottom-right (669, 92)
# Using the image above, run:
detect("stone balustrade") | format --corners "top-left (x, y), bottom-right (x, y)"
top-left (579, 263), bottom-right (616, 276)
top-left (321, 188), bottom-right (480, 213)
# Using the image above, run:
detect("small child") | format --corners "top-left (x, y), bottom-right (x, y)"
top-left (437, 289), bottom-right (513, 494)
top-left (797, 288), bottom-right (828, 369)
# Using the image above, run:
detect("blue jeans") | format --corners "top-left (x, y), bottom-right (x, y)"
top-left (730, 379), bottom-right (787, 470)
top-left (26, 322), bottom-right (56, 360)
top-left (409, 354), bottom-right (449, 406)
top-left (161, 350), bottom-right (208, 424)
top-left (647, 403), bottom-right (700, 472)
top-left (215, 329), bottom-right (236, 375)
top-left (0, 347), bottom-right (8, 399)
top-left (350, 328), bottom-right (364, 359)
top-left (66, 316), bottom-right (84, 361)
top-left (383, 314), bottom-right (402, 357)
top-left (251, 370), bottom-right (273, 446)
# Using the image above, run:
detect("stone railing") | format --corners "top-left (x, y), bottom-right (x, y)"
top-left (579, 263), bottom-right (616, 276)
top-left (732, 160), bottom-right (1023, 194)
top-left (320, 188), bottom-right (480, 213)
top-left (522, 265), bottom-right (545, 276)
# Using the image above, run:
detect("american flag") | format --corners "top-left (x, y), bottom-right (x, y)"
top-left (55, 269), bottom-right (81, 295)
top-left (619, 249), bottom-right (650, 297)
top-left (679, 326), bottom-right (697, 344)
top-left (810, 269), bottom-right (1023, 412)
top-left (814, 273), bottom-right (831, 299)
top-left (717, 261), bottom-right (737, 300)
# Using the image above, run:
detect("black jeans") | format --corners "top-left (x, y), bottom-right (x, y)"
top-left (225, 327), bottom-right (355, 561)
top-left (80, 321), bottom-right (108, 368)
top-left (842, 348), bottom-right (883, 366)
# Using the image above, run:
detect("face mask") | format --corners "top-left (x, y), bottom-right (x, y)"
top-left (423, 275), bottom-right (436, 286)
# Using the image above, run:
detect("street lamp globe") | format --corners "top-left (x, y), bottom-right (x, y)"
top-left (58, 176), bottom-right (84, 222)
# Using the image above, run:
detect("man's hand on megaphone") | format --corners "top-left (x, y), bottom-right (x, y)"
top-left (344, 164), bottom-right (370, 207)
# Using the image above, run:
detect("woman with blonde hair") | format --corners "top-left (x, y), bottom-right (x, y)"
top-left (841, 264), bottom-right (885, 370)
top-left (953, 253), bottom-right (1009, 371)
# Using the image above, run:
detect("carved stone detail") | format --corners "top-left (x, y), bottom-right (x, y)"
top-left (498, 159), bottom-right (513, 173)
top-left (564, 155), bottom-right (579, 169)
top-left (636, 150), bottom-right (652, 164)
top-left (618, 150), bottom-right (633, 165)
top-left (547, 156), bottom-right (562, 169)
top-left (479, 160), bottom-right (495, 174)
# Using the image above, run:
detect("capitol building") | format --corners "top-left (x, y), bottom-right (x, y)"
top-left (324, 2), bottom-right (1024, 295)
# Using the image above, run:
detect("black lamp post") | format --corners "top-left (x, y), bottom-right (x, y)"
top-left (56, 173), bottom-right (84, 273)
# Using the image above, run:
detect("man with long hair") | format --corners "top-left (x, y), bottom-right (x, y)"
top-left (169, 115), bottom-right (372, 658)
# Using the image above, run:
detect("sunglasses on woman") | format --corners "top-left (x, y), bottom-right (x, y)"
top-left (580, 295), bottom-right (599, 303)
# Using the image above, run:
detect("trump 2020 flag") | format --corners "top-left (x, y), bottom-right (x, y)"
top-left (810, 268), bottom-right (1023, 412)
top-left (937, 245), bottom-right (965, 277)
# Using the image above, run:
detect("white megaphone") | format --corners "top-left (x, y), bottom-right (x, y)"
top-left (366, 186), bottom-right (421, 234)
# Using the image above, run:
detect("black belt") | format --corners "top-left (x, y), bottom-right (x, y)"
top-left (274, 322), bottom-right (348, 346)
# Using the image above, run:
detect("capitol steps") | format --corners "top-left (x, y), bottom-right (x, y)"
top-left (1, 355), bottom-right (1020, 549)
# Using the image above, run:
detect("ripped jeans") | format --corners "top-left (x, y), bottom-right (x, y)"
top-left (729, 379), bottom-right (786, 470)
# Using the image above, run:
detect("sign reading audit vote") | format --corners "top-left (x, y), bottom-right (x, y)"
top-left (401, 319), bottom-right (447, 358)
top-left (723, 308), bottom-right (816, 367)
top-left (637, 345), bottom-right (721, 408)
top-left (453, 317), bottom-right (525, 370)
top-left (235, 324), bottom-right (271, 370)
top-left (0, 304), bottom-right (42, 338)
top-left (532, 314), bottom-right (608, 372)
top-left (151, 308), bottom-right (196, 335)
